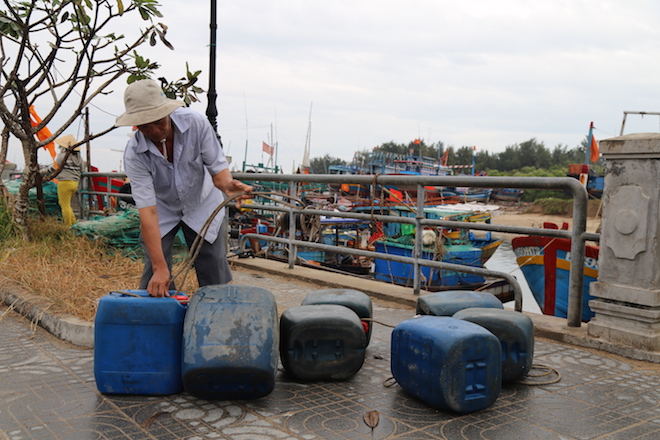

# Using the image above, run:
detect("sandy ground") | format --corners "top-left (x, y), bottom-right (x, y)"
top-left (489, 210), bottom-right (601, 240)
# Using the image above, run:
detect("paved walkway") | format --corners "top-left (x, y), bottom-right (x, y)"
top-left (2, 264), bottom-right (660, 439)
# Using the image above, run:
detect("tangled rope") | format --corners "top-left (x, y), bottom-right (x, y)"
top-left (170, 190), bottom-right (323, 292)
top-left (381, 363), bottom-right (561, 390)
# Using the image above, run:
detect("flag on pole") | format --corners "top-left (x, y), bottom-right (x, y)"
top-left (388, 188), bottom-right (403, 202)
top-left (587, 122), bottom-right (599, 163)
top-left (262, 141), bottom-right (274, 156)
top-left (413, 139), bottom-right (421, 145)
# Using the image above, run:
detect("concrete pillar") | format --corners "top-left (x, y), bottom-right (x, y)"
top-left (588, 133), bottom-right (660, 352)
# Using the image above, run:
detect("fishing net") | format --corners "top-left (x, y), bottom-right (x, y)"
top-left (71, 208), bottom-right (143, 259)
top-left (2, 180), bottom-right (61, 218)
top-left (71, 207), bottom-right (189, 260)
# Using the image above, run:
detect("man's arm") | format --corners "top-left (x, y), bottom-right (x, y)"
top-left (212, 168), bottom-right (253, 203)
top-left (138, 205), bottom-right (171, 297)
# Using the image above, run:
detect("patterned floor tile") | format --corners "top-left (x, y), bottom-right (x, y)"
top-left (3, 274), bottom-right (660, 440)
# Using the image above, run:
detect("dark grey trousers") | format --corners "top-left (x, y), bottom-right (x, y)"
top-left (138, 221), bottom-right (232, 290)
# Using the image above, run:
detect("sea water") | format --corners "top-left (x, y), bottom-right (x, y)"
top-left (484, 240), bottom-right (542, 314)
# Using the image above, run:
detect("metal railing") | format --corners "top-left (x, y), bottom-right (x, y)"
top-left (78, 172), bottom-right (131, 218)
top-left (78, 171), bottom-right (598, 327)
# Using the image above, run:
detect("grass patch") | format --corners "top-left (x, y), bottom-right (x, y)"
top-left (525, 198), bottom-right (602, 218)
top-left (0, 217), bottom-right (199, 322)
top-left (0, 197), bottom-right (18, 242)
top-left (526, 198), bottom-right (572, 215)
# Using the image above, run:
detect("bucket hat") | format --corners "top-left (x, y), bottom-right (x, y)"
top-left (115, 79), bottom-right (185, 127)
top-left (55, 134), bottom-right (81, 151)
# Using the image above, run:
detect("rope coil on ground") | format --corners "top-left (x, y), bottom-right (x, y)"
top-left (516, 363), bottom-right (562, 386)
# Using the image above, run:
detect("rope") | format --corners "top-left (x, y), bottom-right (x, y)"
top-left (362, 317), bottom-right (396, 328)
top-left (171, 191), bottom-right (308, 291)
top-left (383, 377), bottom-right (397, 388)
top-left (516, 363), bottom-right (562, 386)
top-left (381, 363), bottom-right (561, 389)
top-left (109, 290), bottom-right (141, 297)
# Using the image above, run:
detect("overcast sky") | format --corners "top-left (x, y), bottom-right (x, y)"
top-left (8, 0), bottom-right (660, 173)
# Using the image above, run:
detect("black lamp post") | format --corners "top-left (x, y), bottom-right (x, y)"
top-left (205, 0), bottom-right (221, 147)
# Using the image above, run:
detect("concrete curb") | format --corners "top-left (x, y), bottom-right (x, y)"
top-left (0, 279), bottom-right (93, 348)
top-left (527, 312), bottom-right (660, 363)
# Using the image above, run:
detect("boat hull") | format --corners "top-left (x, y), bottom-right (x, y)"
top-left (511, 236), bottom-right (599, 322)
top-left (492, 188), bottom-right (524, 203)
top-left (452, 188), bottom-right (493, 203)
top-left (373, 241), bottom-right (497, 288)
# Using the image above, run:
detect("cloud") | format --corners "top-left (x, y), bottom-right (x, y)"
top-left (7, 0), bottom-right (660, 172)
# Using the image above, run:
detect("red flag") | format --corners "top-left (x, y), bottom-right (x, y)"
top-left (589, 133), bottom-right (599, 162)
top-left (262, 141), bottom-right (274, 155)
top-left (389, 188), bottom-right (403, 202)
top-left (413, 139), bottom-right (421, 145)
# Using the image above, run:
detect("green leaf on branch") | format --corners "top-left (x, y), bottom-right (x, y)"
top-left (135, 0), bottom-right (164, 21)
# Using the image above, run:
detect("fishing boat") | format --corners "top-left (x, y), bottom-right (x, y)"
top-left (327, 164), bottom-right (369, 196)
top-left (371, 204), bottom-right (503, 290)
top-left (373, 238), bottom-right (502, 290)
top-left (328, 149), bottom-right (453, 198)
top-left (236, 199), bottom-right (509, 295)
top-left (492, 188), bottom-right (524, 203)
top-left (452, 187), bottom-right (493, 203)
top-left (511, 224), bottom-right (599, 322)
top-left (566, 122), bottom-right (604, 199)
top-left (567, 164), bottom-right (603, 199)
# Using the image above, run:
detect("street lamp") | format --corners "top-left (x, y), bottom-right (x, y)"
top-left (205, 0), bottom-right (221, 147)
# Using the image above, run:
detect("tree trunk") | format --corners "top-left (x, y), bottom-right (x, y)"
top-left (13, 139), bottom-right (41, 241)
top-left (34, 172), bottom-right (46, 219)
top-left (13, 171), bottom-right (32, 241)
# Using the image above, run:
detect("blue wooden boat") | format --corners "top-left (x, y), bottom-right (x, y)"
top-left (245, 202), bottom-right (507, 294)
top-left (492, 188), bottom-right (524, 203)
top-left (373, 238), bottom-right (502, 290)
top-left (374, 240), bottom-right (483, 287)
top-left (512, 232), bottom-right (599, 322)
top-left (452, 187), bottom-right (493, 203)
top-left (370, 205), bottom-right (503, 290)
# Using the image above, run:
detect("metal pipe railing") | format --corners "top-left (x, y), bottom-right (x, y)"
top-left (234, 173), bottom-right (593, 327)
top-left (78, 171), bottom-right (596, 327)
top-left (240, 233), bottom-right (524, 312)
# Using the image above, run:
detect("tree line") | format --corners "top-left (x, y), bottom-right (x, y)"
top-left (310, 138), bottom-right (602, 176)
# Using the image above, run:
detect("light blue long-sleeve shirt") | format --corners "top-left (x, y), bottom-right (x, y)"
top-left (123, 107), bottom-right (230, 243)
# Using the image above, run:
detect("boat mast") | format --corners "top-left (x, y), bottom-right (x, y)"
top-left (300, 102), bottom-right (312, 172)
top-left (242, 93), bottom-right (248, 172)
